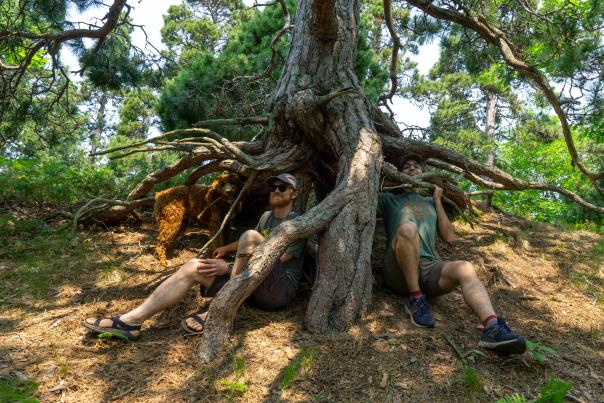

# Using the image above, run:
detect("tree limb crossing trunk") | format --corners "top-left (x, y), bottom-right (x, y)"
top-left (198, 0), bottom-right (383, 360)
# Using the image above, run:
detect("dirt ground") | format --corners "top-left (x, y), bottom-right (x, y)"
top-left (0, 207), bottom-right (602, 402)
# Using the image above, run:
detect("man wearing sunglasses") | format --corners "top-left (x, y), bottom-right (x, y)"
top-left (377, 154), bottom-right (526, 354)
top-left (81, 173), bottom-right (305, 339)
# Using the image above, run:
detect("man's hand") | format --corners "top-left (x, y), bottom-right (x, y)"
top-left (433, 185), bottom-right (444, 202)
top-left (212, 245), bottom-right (230, 259)
top-left (196, 258), bottom-right (229, 277)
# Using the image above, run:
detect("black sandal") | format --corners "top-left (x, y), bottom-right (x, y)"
top-left (180, 314), bottom-right (205, 335)
top-left (81, 316), bottom-right (141, 341)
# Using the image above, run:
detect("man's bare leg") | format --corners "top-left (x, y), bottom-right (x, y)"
top-left (84, 259), bottom-right (215, 337)
top-left (230, 230), bottom-right (264, 276)
top-left (392, 222), bottom-right (421, 293)
top-left (438, 260), bottom-right (496, 322)
top-left (184, 229), bottom-right (265, 330)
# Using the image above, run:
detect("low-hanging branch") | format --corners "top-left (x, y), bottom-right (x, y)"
top-left (427, 159), bottom-right (604, 214)
top-left (403, 0), bottom-right (604, 196)
top-left (185, 159), bottom-right (249, 186)
top-left (70, 196), bottom-right (154, 232)
top-left (193, 115), bottom-right (269, 128)
top-left (91, 127), bottom-right (221, 157)
top-left (381, 162), bottom-right (466, 214)
top-left (376, 117), bottom-right (603, 214)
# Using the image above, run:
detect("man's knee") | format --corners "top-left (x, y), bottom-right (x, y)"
top-left (454, 261), bottom-right (476, 282)
top-left (239, 229), bottom-right (264, 245)
top-left (395, 222), bottom-right (418, 241)
top-left (179, 259), bottom-right (201, 280)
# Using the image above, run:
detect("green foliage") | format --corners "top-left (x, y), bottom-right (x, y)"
top-left (536, 378), bottom-right (572, 403)
top-left (497, 378), bottom-right (572, 403)
top-left (0, 378), bottom-right (39, 403)
top-left (216, 353), bottom-right (248, 395)
top-left (461, 365), bottom-right (483, 394)
top-left (79, 22), bottom-right (145, 91)
top-left (116, 88), bottom-right (158, 139)
top-left (217, 380), bottom-right (248, 394)
top-left (497, 394), bottom-right (527, 403)
top-left (281, 346), bottom-right (314, 389)
top-left (0, 157), bottom-right (116, 204)
top-left (97, 332), bottom-right (128, 340)
top-left (526, 340), bottom-right (558, 362)
top-left (158, 0), bottom-right (388, 133)
top-left (495, 131), bottom-right (603, 226)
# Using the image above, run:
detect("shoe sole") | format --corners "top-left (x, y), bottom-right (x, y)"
top-left (80, 321), bottom-right (139, 341)
top-left (479, 339), bottom-right (526, 354)
top-left (404, 304), bottom-right (435, 328)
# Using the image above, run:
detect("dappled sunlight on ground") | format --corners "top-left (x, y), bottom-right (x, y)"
top-left (0, 208), bottom-right (602, 401)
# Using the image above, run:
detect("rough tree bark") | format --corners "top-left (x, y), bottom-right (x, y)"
top-left (198, 0), bottom-right (382, 359)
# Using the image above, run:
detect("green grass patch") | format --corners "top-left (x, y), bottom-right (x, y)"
top-left (0, 378), bottom-right (39, 403)
top-left (216, 353), bottom-right (248, 395)
top-left (217, 380), bottom-right (248, 394)
top-left (0, 216), bottom-right (92, 302)
top-left (281, 346), bottom-right (314, 389)
top-left (462, 366), bottom-right (483, 393)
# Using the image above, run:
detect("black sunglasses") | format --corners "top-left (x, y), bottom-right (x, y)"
top-left (269, 183), bottom-right (290, 192)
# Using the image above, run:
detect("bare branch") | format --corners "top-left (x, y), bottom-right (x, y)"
top-left (193, 115), bottom-right (269, 128)
top-left (379, 0), bottom-right (403, 104)
top-left (185, 159), bottom-right (250, 186)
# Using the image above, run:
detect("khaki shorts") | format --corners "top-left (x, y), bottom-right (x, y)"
top-left (382, 246), bottom-right (448, 297)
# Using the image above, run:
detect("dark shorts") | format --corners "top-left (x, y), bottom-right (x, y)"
top-left (201, 261), bottom-right (297, 311)
top-left (382, 246), bottom-right (448, 297)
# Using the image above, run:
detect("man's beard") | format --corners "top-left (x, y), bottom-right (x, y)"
top-left (269, 194), bottom-right (292, 208)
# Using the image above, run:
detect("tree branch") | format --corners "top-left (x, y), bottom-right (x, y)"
top-left (403, 0), bottom-right (604, 196)
top-left (379, 0), bottom-right (403, 104)
top-left (193, 115), bottom-right (269, 128)
top-left (426, 159), bottom-right (604, 214)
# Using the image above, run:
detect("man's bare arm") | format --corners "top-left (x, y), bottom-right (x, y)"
top-left (433, 186), bottom-right (457, 243)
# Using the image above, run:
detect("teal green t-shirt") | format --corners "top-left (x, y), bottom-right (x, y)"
top-left (377, 192), bottom-right (439, 261)
top-left (255, 211), bottom-right (305, 286)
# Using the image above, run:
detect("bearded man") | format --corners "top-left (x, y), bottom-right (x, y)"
top-left (377, 154), bottom-right (526, 354)
top-left (81, 173), bottom-right (305, 339)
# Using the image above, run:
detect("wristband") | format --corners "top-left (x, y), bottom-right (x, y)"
top-left (227, 262), bottom-right (235, 274)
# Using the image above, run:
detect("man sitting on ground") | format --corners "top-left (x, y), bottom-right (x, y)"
top-left (81, 173), bottom-right (305, 339)
top-left (377, 154), bottom-right (526, 354)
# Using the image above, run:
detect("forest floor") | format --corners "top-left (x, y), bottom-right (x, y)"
top-left (0, 205), bottom-right (602, 402)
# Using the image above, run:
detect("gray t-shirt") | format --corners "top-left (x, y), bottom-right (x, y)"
top-left (255, 211), bottom-right (306, 286)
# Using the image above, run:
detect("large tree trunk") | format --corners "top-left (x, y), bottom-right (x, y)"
top-left (198, 0), bottom-right (381, 360)
top-left (269, 0), bottom-right (381, 332)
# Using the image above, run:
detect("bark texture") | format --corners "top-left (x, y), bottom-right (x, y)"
top-left (270, 0), bottom-right (381, 332)
top-left (199, 0), bottom-right (382, 359)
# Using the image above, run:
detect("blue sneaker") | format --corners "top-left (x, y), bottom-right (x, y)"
top-left (479, 317), bottom-right (526, 354)
top-left (404, 295), bottom-right (435, 328)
